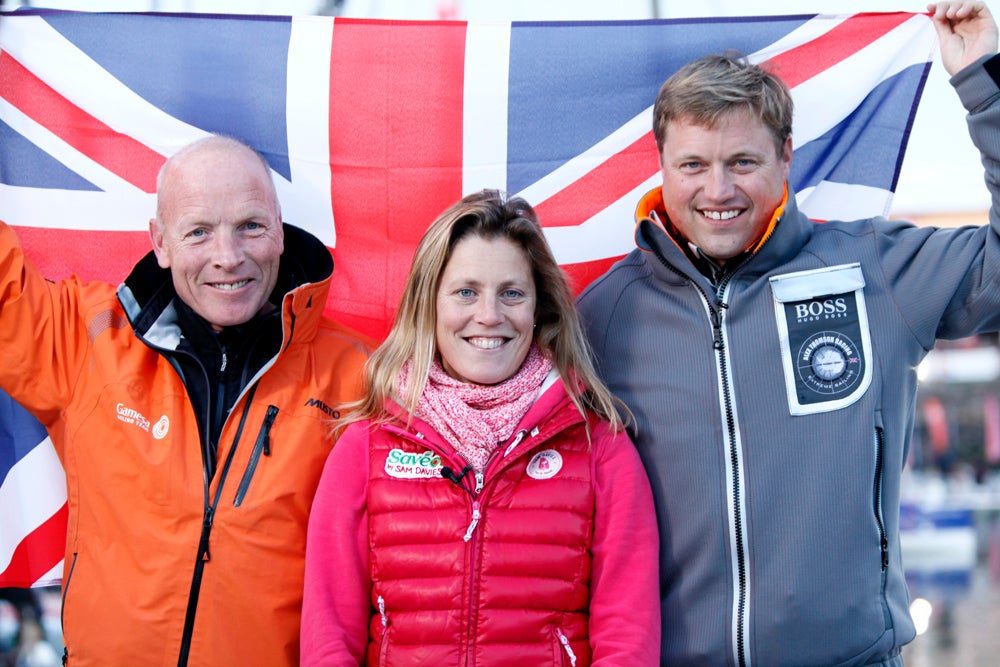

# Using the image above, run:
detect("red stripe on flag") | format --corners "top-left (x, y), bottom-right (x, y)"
top-left (0, 52), bottom-right (164, 193)
top-left (534, 131), bottom-right (659, 229)
top-left (327, 19), bottom-right (467, 340)
top-left (0, 502), bottom-right (67, 587)
top-left (14, 226), bottom-right (149, 285)
top-left (764, 13), bottom-right (914, 87)
top-left (562, 256), bottom-right (624, 296)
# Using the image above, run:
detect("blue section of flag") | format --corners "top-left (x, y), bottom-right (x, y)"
top-left (790, 63), bottom-right (931, 197)
top-left (506, 16), bottom-right (810, 194)
top-left (0, 120), bottom-right (99, 190)
top-left (43, 12), bottom-right (295, 180)
top-left (0, 387), bottom-right (48, 488)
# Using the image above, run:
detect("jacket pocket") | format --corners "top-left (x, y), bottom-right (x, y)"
top-left (873, 423), bottom-right (893, 634)
top-left (233, 405), bottom-right (278, 507)
top-left (873, 426), bottom-right (889, 573)
top-left (769, 263), bottom-right (873, 416)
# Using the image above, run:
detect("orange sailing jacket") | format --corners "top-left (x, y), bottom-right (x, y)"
top-left (0, 220), bottom-right (371, 667)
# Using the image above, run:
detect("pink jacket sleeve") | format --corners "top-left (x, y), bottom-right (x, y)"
top-left (589, 423), bottom-right (661, 665)
top-left (301, 423), bottom-right (372, 667)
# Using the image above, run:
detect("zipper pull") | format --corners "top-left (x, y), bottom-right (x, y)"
top-left (199, 507), bottom-right (214, 562)
top-left (220, 350), bottom-right (227, 372)
top-left (503, 429), bottom-right (527, 457)
top-left (474, 470), bottom-right (484, 494)
top-left (261, 405), bottom-right (278, 456)
top-left (377, 595), bottom-right (388, 627)
top-left (709, 304), bottom-right (724, 350)
top-left (463, 501), bottom-right (481, 542)
top-left (557, 629), bottom-right (578, 666)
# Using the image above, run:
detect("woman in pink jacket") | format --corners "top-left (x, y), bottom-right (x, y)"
top-left (301, 190), bottom-right (660, 666)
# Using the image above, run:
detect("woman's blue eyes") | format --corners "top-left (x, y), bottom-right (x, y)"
top-left (455, 288), bottom-right (524, 300)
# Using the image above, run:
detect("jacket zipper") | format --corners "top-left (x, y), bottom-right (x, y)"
top-left (711, 277), bottom-right (751, 667)
top-left (645, 229), bottom-right (752, 667)
top-left (464, 457), bottom-right (488, 667)
top-left (233, 405), bottom-right (279, 507)
top-left (60, 553), bottom-right (78, 666)
top-left (424, 435), bottom-right (485, 667)
top-left (873, 427), bottom-right (888, 570)
top-left (398, 420), bottom-right (576, 667)
top-left (376, 594), bottom-right (390, 665)
top-left (453, 440), bottom-right (518, 667)
top-left (555, 627), bottom-right (578, 666)
top-left (135, 300), bottom-right (287, 667)
top-left (176, 385), bottom-right (258, 667)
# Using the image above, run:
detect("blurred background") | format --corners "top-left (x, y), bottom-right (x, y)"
top-left (1, 1), bottom-right (998, 666)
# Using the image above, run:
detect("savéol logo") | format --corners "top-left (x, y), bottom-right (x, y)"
top-left (116, 402), bottom-right (151, 432)
top-left (385, 448), bottom-right (443, 480)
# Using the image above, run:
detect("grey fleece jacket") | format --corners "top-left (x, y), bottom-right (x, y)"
top-left (577, 53), bottom-right (1000, 667)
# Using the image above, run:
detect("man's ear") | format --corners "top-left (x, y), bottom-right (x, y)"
top-left (149, 218), bottom-right (170, 269)
top-left (276, 207), bottom-right (285, 255)
top-left (781, 135), bottom-right (793, 179)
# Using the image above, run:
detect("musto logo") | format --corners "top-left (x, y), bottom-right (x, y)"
top-left (384, 449), bottom-right (443, 479)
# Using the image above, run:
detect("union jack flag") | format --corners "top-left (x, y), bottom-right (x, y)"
top-left (0, 9), bottom-right (936, 586)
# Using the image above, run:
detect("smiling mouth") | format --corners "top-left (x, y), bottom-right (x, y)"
top-left (700, 209), bottom-right (743, 221)
top-left (210, 279), bottom-right (251, 291)
top-left (466, 336), bottom-right (509, 349)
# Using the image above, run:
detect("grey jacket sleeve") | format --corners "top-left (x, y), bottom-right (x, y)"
top-left (876, 53), bottom-right (1000, 346)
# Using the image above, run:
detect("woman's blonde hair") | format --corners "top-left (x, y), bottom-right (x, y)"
top-left (338, 188), bottom-right (628, 433)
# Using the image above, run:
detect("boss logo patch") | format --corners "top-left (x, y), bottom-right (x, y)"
top-left (770, 264), bottom-right (873, 415)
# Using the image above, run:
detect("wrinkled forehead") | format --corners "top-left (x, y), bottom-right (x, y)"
top-left (157, 145), bottom-right (279, 222)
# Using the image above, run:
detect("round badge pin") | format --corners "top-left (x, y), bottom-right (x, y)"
top-left (526, 450), bottom-right (563, 480)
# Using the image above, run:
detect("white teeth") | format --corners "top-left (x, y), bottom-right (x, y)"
top-left (212, 279), bottom-right (250, 291)
top-left (703, 209), bottom-right (740, 221)
top-left (468, 337), bottom-right (505, 349)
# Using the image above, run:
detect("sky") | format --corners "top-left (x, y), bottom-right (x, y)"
top-left (2, 0), bottom-right (998, 215)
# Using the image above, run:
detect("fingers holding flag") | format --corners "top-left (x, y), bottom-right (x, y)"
top-left (927, 1), bottom-right (999, 75)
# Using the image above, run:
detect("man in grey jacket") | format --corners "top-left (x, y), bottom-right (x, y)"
top-left (577, 2), bottom-right (999, 665)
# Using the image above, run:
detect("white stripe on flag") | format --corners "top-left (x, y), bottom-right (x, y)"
top-left (0, 184), bottom-right (156, 233)
top-left (515, 107), bottom-right (654, 208)
top-left (284, 16), bottom-right (337, 247)
top-left (34, 559), bottom-right (64, 588)
top-left (543, 176), bottom-right (660, 266)
top-left (0, 97), bottom-right (147, 198)
top-left (0, 437), bottom-right (67, 575)
top-left (0, 15), bottom-right (192, 157)
top-left (462, 21), bottom-right (511, 197)
top-left (765, 15), bottom-right (936, 150)
top-left (796, 181), bottom-right (895, 221)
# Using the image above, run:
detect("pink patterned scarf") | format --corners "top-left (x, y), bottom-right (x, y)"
top-left (398, 345), bottom-right (553, 471)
